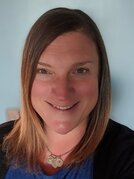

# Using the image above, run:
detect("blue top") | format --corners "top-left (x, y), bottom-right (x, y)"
top-left (5, 156), bottom-right (93, 179)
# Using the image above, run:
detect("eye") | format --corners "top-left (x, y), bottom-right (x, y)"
top-left (73, 67), bottom-right (90, 75)
top-left (36, 68), bottom-right (52, 75)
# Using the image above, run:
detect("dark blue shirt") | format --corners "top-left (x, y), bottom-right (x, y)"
top-left (5, 156), bottom-right (93, 179)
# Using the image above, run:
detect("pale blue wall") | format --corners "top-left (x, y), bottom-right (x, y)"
top-left (0, 0), bottom-right (134, 129)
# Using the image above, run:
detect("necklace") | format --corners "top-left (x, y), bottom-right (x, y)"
top-left (46, 145), bottom-right (73, 168)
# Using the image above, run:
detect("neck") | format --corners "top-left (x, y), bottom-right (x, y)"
top-left (45, 121), bottom-right (87, 156)
top-left (39, 121), bottom-right (87, 171)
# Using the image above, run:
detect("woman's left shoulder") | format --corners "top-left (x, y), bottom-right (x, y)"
top-left (93, 119), bottom-right (134, 179)
top-left (106, 119), bottom-right (134, 143)
top-left (99, 119), bottom-right (134, 153)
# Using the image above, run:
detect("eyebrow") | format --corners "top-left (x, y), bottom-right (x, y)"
top-left (38, 61), bottom-right (94, 68)
top-left (73, 61), bottom-right (94, 67)
top-left (38, 62), bottom-right (51, 67)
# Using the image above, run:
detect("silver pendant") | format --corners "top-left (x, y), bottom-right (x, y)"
top-left (48, 154), bottom-right (64, 168)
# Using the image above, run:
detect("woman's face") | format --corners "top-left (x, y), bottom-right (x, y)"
top-left (31, 32), bottom-right (99, 135)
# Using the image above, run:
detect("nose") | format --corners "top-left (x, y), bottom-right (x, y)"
top-left (51, 77), bottom-right (75, 101)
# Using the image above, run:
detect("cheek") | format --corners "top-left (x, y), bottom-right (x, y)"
top-left (31, 81), bottom-right (49, 99)
top-left (77, 80), bottom-right (98, 98)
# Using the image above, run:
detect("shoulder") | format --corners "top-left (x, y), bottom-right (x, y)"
top-left (102, 119), bottom-right (134, 145)
top-left (97, 119), bottom-right (134, 150)
top-left (0, 120), bottom-right (16, 177)
top-left (94, 119), bottom-right (134, 179)
top-left (0, 120), bottom-right (15, 143)
top-left (0, 120), bottom-right (15, 135)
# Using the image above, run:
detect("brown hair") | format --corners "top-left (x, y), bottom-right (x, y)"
top-left (3, 7), bottom-right (111, 171)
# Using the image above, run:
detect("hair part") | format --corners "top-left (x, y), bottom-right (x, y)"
top-left (3, 7), bottom-right (111, 171)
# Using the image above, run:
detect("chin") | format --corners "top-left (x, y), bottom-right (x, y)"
top-left (53, 122), bottom-right (75, 135)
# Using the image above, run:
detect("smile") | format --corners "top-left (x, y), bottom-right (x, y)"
top-left (47, 102), bottom-right (79, 111)
top-left (53, 104), bottom-right (74, 110)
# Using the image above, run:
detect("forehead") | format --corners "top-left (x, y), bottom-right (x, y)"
top-left (39, 31), bottom-right (99, 64)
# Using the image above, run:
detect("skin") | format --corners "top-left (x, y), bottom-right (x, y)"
top-left (31, 31), bottom-right (99, 155)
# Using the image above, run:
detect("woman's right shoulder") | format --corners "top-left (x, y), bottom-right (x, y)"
top-left (0, 120), bottom-right (15, 140)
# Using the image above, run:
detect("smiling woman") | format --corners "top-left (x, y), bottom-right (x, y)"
top-left (0, 7), bottom-right (134, 179)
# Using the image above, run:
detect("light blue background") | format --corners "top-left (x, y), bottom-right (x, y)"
top-left (0, 0), bottom-right (134, 129)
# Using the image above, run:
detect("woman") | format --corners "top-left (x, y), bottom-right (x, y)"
top-left (0, 7), bottom-right (134, 179)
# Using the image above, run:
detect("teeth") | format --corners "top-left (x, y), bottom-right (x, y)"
top-left (53, 104), bottom-right (74, 110)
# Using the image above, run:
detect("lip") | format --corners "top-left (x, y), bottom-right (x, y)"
top-left (46, 101), bottom-right (79, 111)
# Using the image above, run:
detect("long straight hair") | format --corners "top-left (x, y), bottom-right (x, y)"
top-left (3, 7), bottom-right (111, 171)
